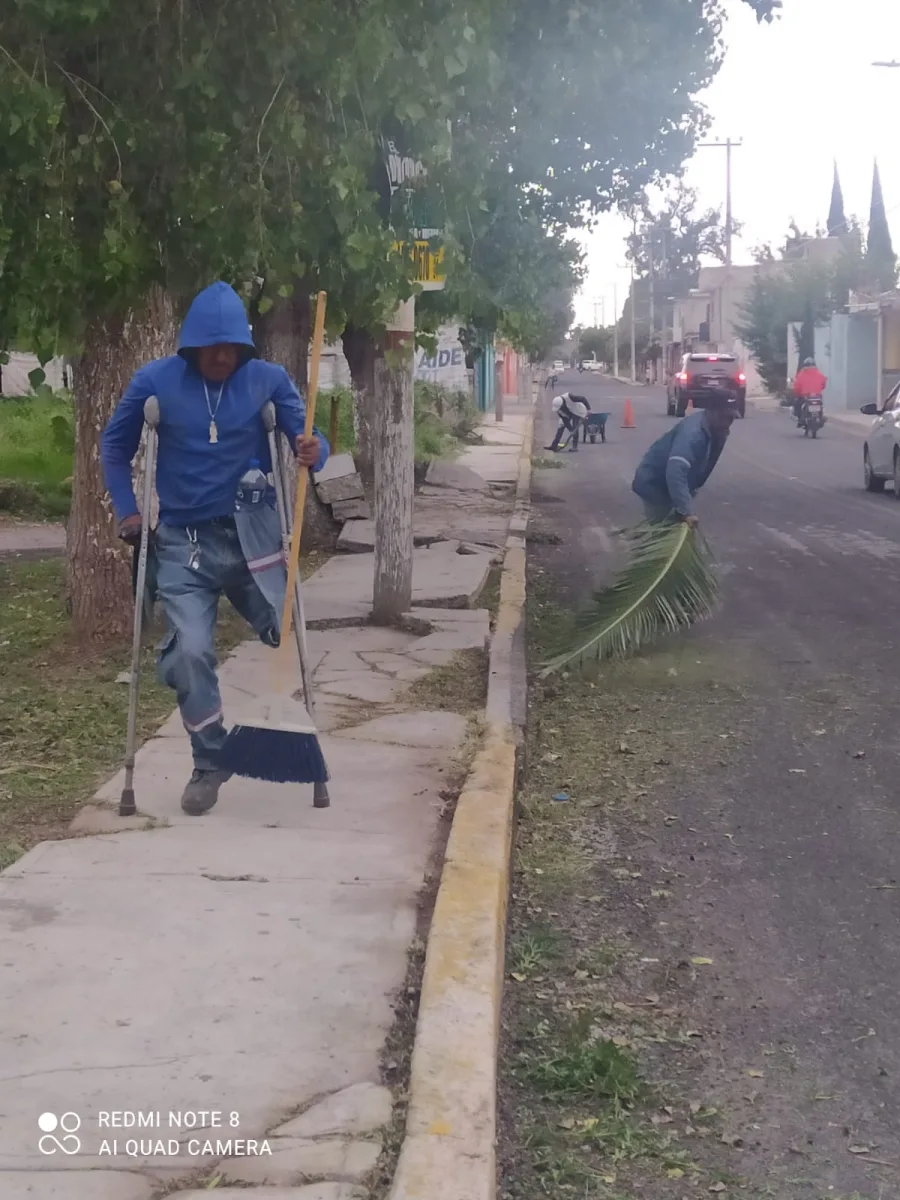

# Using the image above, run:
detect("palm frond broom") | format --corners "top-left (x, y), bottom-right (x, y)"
top-left (540, 520), bottom-right (721, 676)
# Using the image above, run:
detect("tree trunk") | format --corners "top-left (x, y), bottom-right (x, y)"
top-left (254, 284), bottom-right (337, 553)
top-left (67, 286), bottom-right (176, 641)
top-left (372, 305), bottom-right (415, 625)
top-left (342, 324), bottom-right (377, 489)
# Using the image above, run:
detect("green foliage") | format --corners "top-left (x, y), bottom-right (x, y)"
top-left (627, 183), bottom-right (732, 301)
top-left (0, 0), bottom-right (781, 371)
top-left (865, 162), bottom-right (897, 293)
top-left (320, 381), bottom-right (477, 463)
top-left (0, 394), bottom-right (74, 516)
top-left (736, 232), bottom-right (867, 396)
top-left (578, 326), bottom-right (615, 366)
top-left (541, 522), bottom-right (720, 676)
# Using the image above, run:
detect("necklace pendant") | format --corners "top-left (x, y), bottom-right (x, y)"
top-left (209, 420), bottom-right (218, 444)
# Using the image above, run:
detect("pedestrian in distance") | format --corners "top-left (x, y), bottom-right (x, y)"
top-left (101, 281), bottom-right (330, 817)
top-left (631, 394), bottom-right (736, 526)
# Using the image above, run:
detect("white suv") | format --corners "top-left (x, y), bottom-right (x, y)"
top-left (862, 381), bottom-right (900, 494)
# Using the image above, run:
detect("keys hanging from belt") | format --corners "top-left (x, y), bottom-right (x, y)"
top-left (187, 527), bottom-right (201, 571)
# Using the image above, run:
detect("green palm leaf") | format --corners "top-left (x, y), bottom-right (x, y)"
top-left (540, 521), bottom-right (721, 676)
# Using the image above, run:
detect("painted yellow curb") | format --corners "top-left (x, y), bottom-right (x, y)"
top-left (389, 407), bottom-right (534, 1200)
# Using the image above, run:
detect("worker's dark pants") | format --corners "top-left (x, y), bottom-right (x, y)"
top-left (549, 413), bottom-right (581, 451)
top-left (154, 519), bottom-right (278, 770)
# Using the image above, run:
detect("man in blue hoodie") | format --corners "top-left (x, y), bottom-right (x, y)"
top-left (631, 396), bottom-right (735, 525)
top-left (102, 282), bottom-right (329, 815)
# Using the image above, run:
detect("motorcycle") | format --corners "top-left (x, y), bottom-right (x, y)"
top-left (799, 396), bottom-right (826, 438)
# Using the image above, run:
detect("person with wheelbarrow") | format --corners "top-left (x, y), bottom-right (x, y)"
top-left (101, 281), bottom-right (329, 816)
top-left (546, 392), bottom-right (591, 452)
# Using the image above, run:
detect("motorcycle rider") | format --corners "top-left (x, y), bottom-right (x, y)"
top-left (546, 392), bottom-right (591, 452)
top-left (792, 357), bottom-right (827, 425)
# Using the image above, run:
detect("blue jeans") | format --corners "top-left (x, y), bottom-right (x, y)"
top-left (154, 519), bottom-right (278, 770)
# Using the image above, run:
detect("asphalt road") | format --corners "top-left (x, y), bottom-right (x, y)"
top-left (532, 372), bottom-right (900, 1195)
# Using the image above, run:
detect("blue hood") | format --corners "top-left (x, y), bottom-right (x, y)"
top-left (177, 282), bottom-right (256, 358)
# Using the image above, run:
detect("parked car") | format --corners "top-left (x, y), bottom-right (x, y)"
top-left (861, 381), bottom-right (900, 494)
top-left (553, 359), bottom-right (565, 372)
top-left (666, 352), bottom-right (747, 418)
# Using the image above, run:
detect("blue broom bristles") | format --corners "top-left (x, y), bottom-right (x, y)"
top-left (218, 725), bottom-right (329, 784)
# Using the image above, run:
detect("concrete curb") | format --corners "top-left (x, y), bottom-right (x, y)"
top-left (387, 412), bottom-right (534, 1200)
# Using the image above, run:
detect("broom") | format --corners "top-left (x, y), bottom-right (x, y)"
top-left (540, 519), bottom-right (720, 677)
top-left (217, 290), bottom-right (330, 785)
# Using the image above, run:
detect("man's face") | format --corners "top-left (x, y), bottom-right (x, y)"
top-left (708, 407), bottom-right (737, 437)
top-left (195, 343), bottom-right (240, 383)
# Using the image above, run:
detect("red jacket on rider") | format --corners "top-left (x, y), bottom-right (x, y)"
top-left (794, 365), bottom-right (827, 398)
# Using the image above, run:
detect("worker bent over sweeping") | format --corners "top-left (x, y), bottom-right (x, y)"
top-left (101, 282), bottom-right (330, 816)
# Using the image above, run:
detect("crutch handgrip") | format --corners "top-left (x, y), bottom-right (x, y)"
top-left (143, 396), bottom-right (160, 428)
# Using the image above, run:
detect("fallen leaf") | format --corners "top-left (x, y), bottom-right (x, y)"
top-left (510, 972), bottom-right (526, 982)
top-left (651, 888), bottom-right (671, 899)
top-left (709, 1185), bottom-right (727, 1194)
top-left (685, 1029), bottom-right (704, 1039)
top-left (692, 956), bottom-right (714, 966)
top-left (689, 1101), bottom-right (702, 1115)
top-left (666, 1167), bottom-right (684, 1179)
top-left (852, 750), bottom-right (866, 759)
top-left (611, 1035), bottom-right (631, 1048)
top-left (848, 1145), bottom-right (871, 1155)
top-left (745, 1069), bottom-right (764, 1078)
top-left (618, 741), bottom-right (635, 755)
top-left (558, 1116), bottom-right (575, 1130)
top-left (542, 752), bottom-right (561, 763)
top-left (789, 768), bottom-right (807, 775)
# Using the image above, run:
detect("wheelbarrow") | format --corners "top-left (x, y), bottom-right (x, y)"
top-left (583, 412), bottom-right (609, 443)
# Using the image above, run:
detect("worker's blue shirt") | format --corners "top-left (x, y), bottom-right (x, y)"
top-left (101, 281), bottom-right (329, 526)
top-left (631, 411), bottom-right (724, 517)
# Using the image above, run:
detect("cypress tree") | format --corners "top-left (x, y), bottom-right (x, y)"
top-left (827, 162), bottom-right (846, 237)
top-left (865, 160), bottom-right (897, 292)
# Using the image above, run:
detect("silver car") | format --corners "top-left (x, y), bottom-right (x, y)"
top-left (862, 382), bottom-right (900, 494)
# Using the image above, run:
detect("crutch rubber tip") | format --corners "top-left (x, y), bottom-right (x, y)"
top-left (119, 788), bottom-right (137, 817)
top-left (313, 781), bottom-right (331, 809)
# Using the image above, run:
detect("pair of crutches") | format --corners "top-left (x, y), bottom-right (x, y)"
top-left (119, 396), bottom-right (328, 816)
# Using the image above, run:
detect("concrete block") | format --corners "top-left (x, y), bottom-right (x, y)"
top-left (331, 499), bottom-right (372, 521)
top-left (424, 461), bottom-right (489, 493)
top-left (223, 1137), bottom-right (380, 1184)
top-left (316, 474), bottom-right (366, 506)
top-left (273, 1082), bottom-right (393, 1138)
top-left (314, 453), bottom-right (358, 484)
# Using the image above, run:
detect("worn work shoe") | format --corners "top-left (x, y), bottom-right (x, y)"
top-left (180, 768), bottom-right (233, 816)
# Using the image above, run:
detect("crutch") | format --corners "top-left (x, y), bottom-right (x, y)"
top-left (262, 401), bottom-right (331, 809)
top-left (119, 395), bottom-right (160, 817)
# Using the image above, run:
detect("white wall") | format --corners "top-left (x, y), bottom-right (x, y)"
top-left (1, 352), bottom-right (67, 396)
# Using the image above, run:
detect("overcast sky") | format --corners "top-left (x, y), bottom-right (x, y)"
top-left (574, 0), bottom-right (900, 327)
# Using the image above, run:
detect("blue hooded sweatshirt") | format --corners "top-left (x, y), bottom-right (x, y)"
top-left (631, 410), bottom-right (726, 518)
top-left (101, 281), bottom-right (329, 526)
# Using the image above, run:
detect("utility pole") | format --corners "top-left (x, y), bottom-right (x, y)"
top-left (612, 283), bottom-right (619, 379)
top-left (660, 229), bottom-right (668, 382)
top-left (648, 236), bottom-right (656, 380)
top-left (629, 259), bottom-right (637, 384)
top-left (698, 137), bottom-right (742, 353)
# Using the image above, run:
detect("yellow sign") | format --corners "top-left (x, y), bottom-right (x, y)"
top-left (393, 240), bottom-right (446, 291)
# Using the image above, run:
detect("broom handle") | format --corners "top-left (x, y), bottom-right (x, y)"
top-left (277, 291), bottom-right (327, 666)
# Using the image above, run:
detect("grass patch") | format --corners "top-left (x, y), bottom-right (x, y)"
top-left (524, 1016), bottom-right (643, 1105)
top-left (0, 392), bottom-right (74, 518)
top-left (532, 455), bottom-right (565, 470)
top-left (0, 558), bottom-right (251, 858)
top-left (405, 647), bottom-right (488, 715)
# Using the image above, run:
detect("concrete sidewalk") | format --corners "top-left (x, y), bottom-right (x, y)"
top-left (0, 411), bottom-right (530, 1199)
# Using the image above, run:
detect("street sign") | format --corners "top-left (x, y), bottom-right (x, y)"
top-left (382, 135), bottom-right (446, 291)
top-left (392, 239), bottom-right (446, 290)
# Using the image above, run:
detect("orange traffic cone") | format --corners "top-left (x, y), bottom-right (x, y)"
top-left (622, 397), bottom-right (636, 429)
top-left (685, 397), bottom-right (694, 414)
